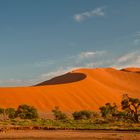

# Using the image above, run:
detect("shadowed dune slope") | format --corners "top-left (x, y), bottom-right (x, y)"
top-left (0, 67), bottom-right (140, 112)
top-left (35, 72), bottom-right (87, 86)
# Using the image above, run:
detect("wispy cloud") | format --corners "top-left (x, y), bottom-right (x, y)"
top-left (112, 51), bottom-right (140, 68)
top-left (78, 51), bottom-right (106, 59)
top-left (117, 51), bottom-right (137, 63)
top-left (73, 7), bottom-right (105, 22)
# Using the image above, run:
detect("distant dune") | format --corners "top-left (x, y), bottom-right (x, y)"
top-left (0, 67), bottom-right (140, 112)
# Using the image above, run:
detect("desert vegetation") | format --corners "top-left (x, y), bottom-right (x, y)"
top-left (0, 94), bottom-right (140, 131)
top-left (0, 104), bottom-right (38, 121)
top-left (52, 106), bottom-right (67, 120)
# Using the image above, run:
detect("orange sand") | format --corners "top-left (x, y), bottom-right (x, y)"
top-left (0, 67), bottom-right (140, 112)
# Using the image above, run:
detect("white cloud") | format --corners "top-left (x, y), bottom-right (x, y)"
top-left (73, 7), bottom-right (105, 22)
top-left (71, 50), bottom-right (107, 67)
top-left (112, 51), bottom-right (140, 68)
top-left (78, 51), bottom-right (106, 59)
top-left (117, 51), bottom-right (137, 63)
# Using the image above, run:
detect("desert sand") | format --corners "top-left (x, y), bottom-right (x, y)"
top-left (0, 67), bottom-right (140, 112)
top-left (0, 130), bottom-right (140, 139)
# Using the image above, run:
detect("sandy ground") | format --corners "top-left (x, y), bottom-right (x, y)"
top-left (0, 130), bottom-right (140, 140)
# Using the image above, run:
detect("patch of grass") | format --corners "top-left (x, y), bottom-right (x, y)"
top-left (0, 118), bottom-right (140, 131)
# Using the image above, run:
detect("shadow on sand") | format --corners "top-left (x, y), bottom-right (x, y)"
top-left (36, 73), bottom-right (87, 86)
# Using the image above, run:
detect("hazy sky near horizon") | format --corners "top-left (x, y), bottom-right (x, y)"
top-left (0, 0), bottom-right (140, 86)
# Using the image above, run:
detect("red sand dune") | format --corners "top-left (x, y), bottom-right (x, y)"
top-left (121, 67), bottom-right (140, 73)
top-left (0, 67), bottom-right (140, 112)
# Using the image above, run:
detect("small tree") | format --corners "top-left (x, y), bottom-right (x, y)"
top-left (121, 94), bottom-right (140, 122)
top-left (99, 103), bottom-right (118, 121)
top-left (16, 104), bottom-right (38, 119)
top-left (52, 106), bottom-right (67, 120)
top-left (5, 108), bottom-right (16, 119)
top-left (72, 110), bottom-right (94, 120)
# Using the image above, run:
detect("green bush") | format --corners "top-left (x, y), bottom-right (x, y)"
top-left (52, 106), bottom-right (67, 120)
top-left (72, 110), bottom-right (94, 120)
top-left (15, 104), bottom-right (38, 119)
top-left (99, 103), bottom-right (118, 121)
top-left (5, 108), bottom-right (16, 119)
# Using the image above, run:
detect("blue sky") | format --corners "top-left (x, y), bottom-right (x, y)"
top-left (0, 0), bottom-right (140, 86)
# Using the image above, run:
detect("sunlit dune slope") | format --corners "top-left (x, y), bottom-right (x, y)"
top-left (0, 67), bottom-right (140, 112)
